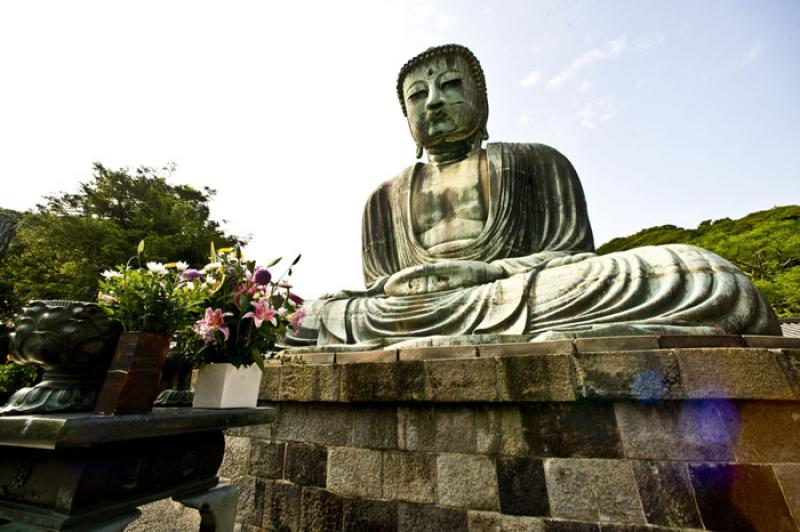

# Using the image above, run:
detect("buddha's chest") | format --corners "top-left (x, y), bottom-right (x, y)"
top-left (411, 152), bottom-right (489, 251)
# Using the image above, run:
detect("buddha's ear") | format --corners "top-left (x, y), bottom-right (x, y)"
top-left (415, 143), bottom-right (424, 159)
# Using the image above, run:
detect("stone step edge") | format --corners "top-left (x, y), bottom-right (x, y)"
top-left (275, 335), bottom-right (800, 365)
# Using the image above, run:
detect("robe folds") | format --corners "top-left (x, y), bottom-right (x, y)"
top-left (289, 143), bottom-right (780, 348)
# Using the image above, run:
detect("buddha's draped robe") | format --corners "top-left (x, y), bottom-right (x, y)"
top-left (290, 143), bottom-right (780, 347)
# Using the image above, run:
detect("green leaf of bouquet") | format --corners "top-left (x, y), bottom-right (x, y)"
top-left (266, 256), bottom-right (282, 268)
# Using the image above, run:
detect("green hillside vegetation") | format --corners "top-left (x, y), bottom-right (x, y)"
top-left (597, 205), bottom-right (800, 317)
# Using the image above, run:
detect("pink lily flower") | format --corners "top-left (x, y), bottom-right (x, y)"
top-left (194, 307), bottom-right (232, 344)
top-left (288, 308), bottom-right (307, 333)
top-left (243, 298), bottom-right (277, 329)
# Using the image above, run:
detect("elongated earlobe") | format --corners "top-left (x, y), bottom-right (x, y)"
top-left (416, 143), bottom-right (423, 159)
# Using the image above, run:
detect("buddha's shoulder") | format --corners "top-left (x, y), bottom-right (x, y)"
top-left (487, 142), bottom-right (572, 163)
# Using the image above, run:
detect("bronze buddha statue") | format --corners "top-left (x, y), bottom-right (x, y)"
top-left (288, 44), bottom-right (780, 349)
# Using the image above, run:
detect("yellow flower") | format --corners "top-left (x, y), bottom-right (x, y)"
top-left (217, 247), bottom-right (234, 253)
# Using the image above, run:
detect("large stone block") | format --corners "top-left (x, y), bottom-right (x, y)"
top-left (688, 463), bottom-right (795, 531)
top-left (219, 435), bottom-right (251, 481)
top-left (397, 502), bottom-right (468, 532)
top-left (544, 459), bottom-right (645, 524)
top-left (399, 345), bottom-right (478, 361)
top-left (300, 487), bottom-right (343, 532)
top-left (279, 364), bottom-right (318, 401)
top-left (340, 362), bottom-right (402, 401)
top-left (398, 405), bottom-right (477, 453)
top-left (318, 363), bottom-right (342, 401)
top-left (383, 451), bottom-right (437, 504)
top-left (272, 403), bottom-right (307, 442)
top-left (262, 480), bottom-right (301, 532)
top-left (614, 401), bottom-right (734, 460)
top-left (630, 461), bottom-right (701, 528)
top-left (395, 360), bottom-right (428, 401)
top-left (676, 348), bottom-right (794, 399)
top-left (496, 457), bottom-right (549, 516)
top-left (574, 351), bottom-right (681, 401)
top-left (258, 365), bottom-right (281, 401)
top-left (776, 349), bottom-right (800, 399)
top-left (479, 340), bottom-right (575, 357)
top-left (327, 446), bottom-right (383, 498)
top-left (342, 498), bottom-right (398, 532)
top-left (542, 521), bottom-right (598, 532)
top-left (234, 476), bottom-right (268, 527)
top-left (730, 401), bottom-right (800, 462)
top-left (351, 405), bottom-right (398, 449)
top-left (437, 453), bottom-right (499, 511)
top-left (248, 440), bottom-right (284, 480)
top-left (475, 405), bottom-right (528, 456)
top-left (285, 442), bottom-right (327, 487)
top-left (497, 355), bottom-right (576, 402)
top-left (467, 510), bottom-right (545, 531)
top-left (425, 357), bottom-right (498, 401)
top-left (130, 498), bottom-right (200, 531)
top-left (520, 403), bottom-right (623, 458)
top-left (774, 465), bottom-right (800, 528)
top-left (303, 403), bottom-right (353, 446)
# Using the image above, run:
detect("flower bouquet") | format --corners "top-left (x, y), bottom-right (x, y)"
top-left (187, 245), bottom-right (304, 408)
top-left (94, 241), bottom-right (207, 414)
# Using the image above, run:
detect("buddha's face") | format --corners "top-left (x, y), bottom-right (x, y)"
top-left (402, 54), bottom-right (484, 148)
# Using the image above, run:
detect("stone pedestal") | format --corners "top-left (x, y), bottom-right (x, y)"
top-left (147, 336), bottom-right (800, 531)
top-left (0, 407), bottom-right (275, 531)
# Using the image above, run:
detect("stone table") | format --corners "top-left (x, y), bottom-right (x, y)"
top-left (0, 407), bottom-right (276, 531)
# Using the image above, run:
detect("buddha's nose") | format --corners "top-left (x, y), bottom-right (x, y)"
top-left (426, 87), bottom-right (445, 110)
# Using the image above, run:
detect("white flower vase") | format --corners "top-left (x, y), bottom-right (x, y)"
top-left (192, 363), bottom-right (263, 409)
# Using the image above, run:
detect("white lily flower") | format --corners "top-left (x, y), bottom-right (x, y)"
top-left (146, 262), bottom-right (168, 275)
top-left (203, 262), bottom-right (222, 273)
top-left (101, 270), bottom-right (122, 279)
top-left (175, 261), bottom-right (189, 272)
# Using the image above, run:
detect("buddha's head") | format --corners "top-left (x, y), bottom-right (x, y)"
top-left (397, 44), bottom-right (489, 157)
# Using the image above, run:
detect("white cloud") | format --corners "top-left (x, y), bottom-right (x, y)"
top-left (520, 71), bottom-right (542, 88)
top-left (741, 41), bottom-right (766, 67)
top-left (548, 37), bottom-right (627, 90)
top-left (519, 113), bottom-right (529, 126)
top-left (576, 97), bottom-right (617, 129)
top-left (578, 79), bottom-right (594, 92)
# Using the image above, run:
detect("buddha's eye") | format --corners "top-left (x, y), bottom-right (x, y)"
top-left (441, 78), bottom-right (463, 90)
top-left (407, 90), bottom-right (427, 103)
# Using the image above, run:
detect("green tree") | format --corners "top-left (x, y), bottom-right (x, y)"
top-left (0, 163), bottom-right (243, 319)
top-left (597, 205), bottom-right (800, 317)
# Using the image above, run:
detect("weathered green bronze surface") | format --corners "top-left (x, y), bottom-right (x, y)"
top-left (287, 44), bottom-right (781, 350)
top-left (0, 407), bottom-right (274, 530)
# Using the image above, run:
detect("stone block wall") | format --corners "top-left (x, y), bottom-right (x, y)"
top-left (142, 339), bottom-right (800, 531)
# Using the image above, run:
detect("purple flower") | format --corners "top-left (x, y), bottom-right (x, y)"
top-left (183, 268), bottom-right (202, 280)
top-left (253, 268), bottom-right (272, 285)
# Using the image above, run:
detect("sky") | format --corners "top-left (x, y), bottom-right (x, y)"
top-left (1, 0), bottom-right (798, 298)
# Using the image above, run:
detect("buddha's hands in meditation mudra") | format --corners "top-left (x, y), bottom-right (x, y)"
top-left (384, 260), bottom-right (506, 296)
